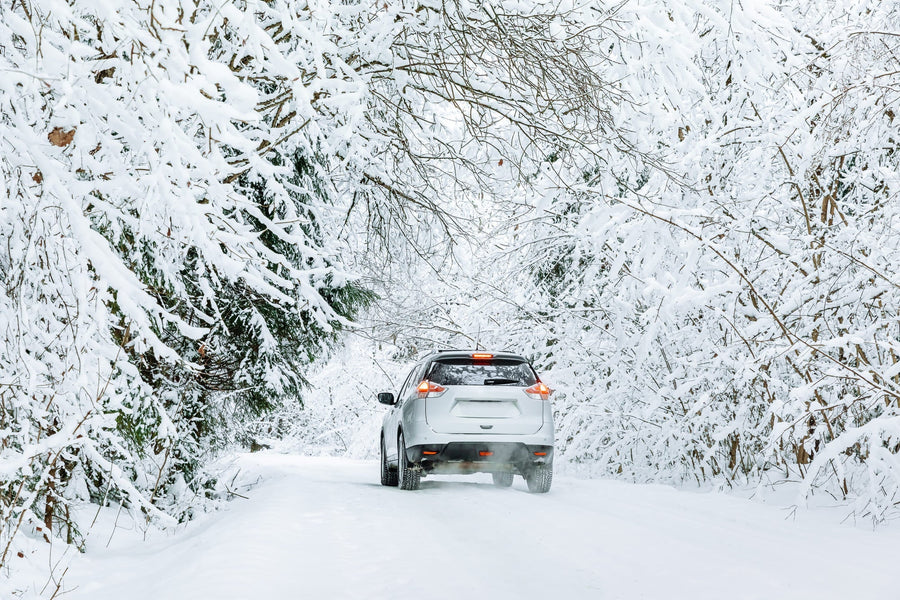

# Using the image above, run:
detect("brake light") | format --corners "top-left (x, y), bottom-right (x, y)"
top-left (479, 451), bottom-right (493, 457)
top-left (417, 380), bottom-right (446, 398)
top-left (472, 352), bottom-right (493, 360)
top-left (524, 382), bottom-right (553, 400)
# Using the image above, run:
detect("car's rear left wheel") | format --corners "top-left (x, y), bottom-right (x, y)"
top-left (380, 436), bottom-right (398, 487)
top-left (397, 431), bottom-right (421, 491)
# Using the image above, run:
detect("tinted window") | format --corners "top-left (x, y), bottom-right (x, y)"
top-left (397, 368), bottom-right (415, 400)
top-left (426, 358), bottom-right (537, 386)
top-left (403, 363), bottom-right (427, 400)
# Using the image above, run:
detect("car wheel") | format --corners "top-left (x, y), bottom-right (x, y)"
top-left (524, 464), bottom-right (552, 493)
top-left (380, 436), bottom-right (398, 487)
top-left (397, 431), bottom-right (421, 491)
top-left (492, 472), bottom-right (514, 487)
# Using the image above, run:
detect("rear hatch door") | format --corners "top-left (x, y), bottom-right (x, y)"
top-left (426, 385), bottom-right (544, 434)
top-left (423, 356), bottom-right (544, 435)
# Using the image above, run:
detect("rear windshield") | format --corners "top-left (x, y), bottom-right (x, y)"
top-left (426, 358), bottom-right (537, 386)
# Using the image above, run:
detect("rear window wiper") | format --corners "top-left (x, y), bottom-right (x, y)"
top-left (482, 378), bottom-right (519, 385)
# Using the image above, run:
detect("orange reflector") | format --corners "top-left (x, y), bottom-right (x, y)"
top-left (472, 352), bottom-right (493, 360)
top-left (534, 452), bottom-right (547, 456)
top-left (423, 451), bottom-right (438, 455)
top-left (479, 451), bottom-right (493, 457)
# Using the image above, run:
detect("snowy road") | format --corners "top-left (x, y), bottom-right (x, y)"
top-left (65, 454), bottom-right (899, 600)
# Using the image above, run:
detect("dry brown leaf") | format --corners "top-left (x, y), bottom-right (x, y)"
top-left (94, 66), bottom-right (115, 83)
top-left (48, 127), bottom-right (76, 147)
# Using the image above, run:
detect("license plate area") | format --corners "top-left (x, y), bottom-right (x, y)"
top-left (450, 399), bottom-right (520, 419)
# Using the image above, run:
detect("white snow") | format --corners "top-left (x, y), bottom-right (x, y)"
top-left (60, 453), bottom-right (900, 600)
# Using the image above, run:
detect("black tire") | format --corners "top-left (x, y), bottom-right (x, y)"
top-left (492, 472), bottom-right (514, 487)
top-left (397, 431), bottom-right (421, 491)
top-left (380, 436), bottom-right (398, 487)
top-left (525, 465), bottom-right (552, 493)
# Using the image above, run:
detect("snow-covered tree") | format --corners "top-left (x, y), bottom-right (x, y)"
top-left (324, 0), bottom-right (900, 523)
top-left (0, 0), bottom-right (377, 579)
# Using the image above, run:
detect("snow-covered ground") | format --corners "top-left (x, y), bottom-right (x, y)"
top-left (60, 454), bottom-right (899, 600)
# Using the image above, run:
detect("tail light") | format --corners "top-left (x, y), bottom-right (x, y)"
top-left (417, 380), bottom-right (446, 398)
top-left (472, 352), bottom-right (493, 360)
top-left (524, 382), bottom-right (552, 400)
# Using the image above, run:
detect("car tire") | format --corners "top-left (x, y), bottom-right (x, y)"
top-left (380, 436), bottom-right (398, 487)
top-left (397, 431), bottom-right (421, 491)
top-left (492, 472), bottom-right (514, 487)
top-left (524, 464), bottom-right (552, 493)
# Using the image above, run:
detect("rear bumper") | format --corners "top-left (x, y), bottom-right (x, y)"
top-left (402, 418), bottom-right (555, 450)
top-left (406, 442), bottom-right (553, 474)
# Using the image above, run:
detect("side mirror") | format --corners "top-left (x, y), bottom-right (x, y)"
top-left (377, 392), bottom-right (396, 405)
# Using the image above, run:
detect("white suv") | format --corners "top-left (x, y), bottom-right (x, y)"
top-left (377, 350), bottom-right (554, 492)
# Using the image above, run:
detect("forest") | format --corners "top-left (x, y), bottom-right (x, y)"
top-left (2, 0), bottom-right (900, 594)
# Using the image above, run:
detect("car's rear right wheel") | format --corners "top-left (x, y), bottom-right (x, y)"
top-left (492, 472), bottom-right (514, 487)
top-left (397, 431), bottom-right (421, 491)
top-left (524, 464), bottom-right (552, 493)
